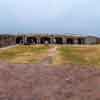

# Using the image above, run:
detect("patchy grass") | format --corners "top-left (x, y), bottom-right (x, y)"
top-left (0, 45), bottom-right (50, 64)
top-left (58, 45), bottom-right (100, 65)
top-left (1, 45), bottom-right (100, 65)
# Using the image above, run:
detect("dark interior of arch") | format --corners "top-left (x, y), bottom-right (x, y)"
top-left (40, 37), bottom-right (51, 44)
top-left (16, 36), bottom-right (23, 44)
top-left (78, 38), bottom-right (85, 44)
top-left (27, 37), bottom-right (37, 44)
top-left (67, 38), bottom-right (74, 44)
top-left (55, 37), bottom-right (63, 44)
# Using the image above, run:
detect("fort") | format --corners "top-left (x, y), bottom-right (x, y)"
top-left (0, 33), bottom-right (100, 47)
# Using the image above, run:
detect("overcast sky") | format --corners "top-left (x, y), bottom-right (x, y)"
top-left (0, 0), bottom-right (100, 36)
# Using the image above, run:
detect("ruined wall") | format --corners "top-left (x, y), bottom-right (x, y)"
top-left (0, 35), bottom-right (16, 47)
top-left (0, 34), bottom-right (98, 47)
top-left (84, 36), bottom-right (97, 44)
top-left (15, 35), bottom-right (98, 45)
top-left (96, 38), bottom-right (100, 44)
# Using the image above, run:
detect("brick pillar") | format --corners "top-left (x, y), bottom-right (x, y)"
top-left (22, 35), bottom-right (25, 44)
top-left (23, 35), bottom-right (27, 44)
top-left (50, 36), bottom-right (54, 44)
top-left (63, 37), bottom-right (66, 44)
top-left (37, 37), bottom-right (40, 44)
top-left (52, 37), bottom-right (56, 44)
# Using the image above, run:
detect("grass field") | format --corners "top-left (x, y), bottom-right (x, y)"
top-left (0, 45), bottom-right (50, 64)
top-left (57, 45), bottom-right (100, 65)
top-left (0, 45), bottom-right (100, 65)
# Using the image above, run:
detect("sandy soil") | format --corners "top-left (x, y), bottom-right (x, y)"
top-left (0, 62), bottom-right (100, 100)
top-left (40, 46), bottom-right (57, 65)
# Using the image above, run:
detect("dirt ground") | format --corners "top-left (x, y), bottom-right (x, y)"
top-left (0, 46), bottom-right (100, 100)
top-left (0, 62), bottom-right (100, 100)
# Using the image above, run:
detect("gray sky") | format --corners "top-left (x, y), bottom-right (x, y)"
top-left (0, 0), bottom-right (100, 36)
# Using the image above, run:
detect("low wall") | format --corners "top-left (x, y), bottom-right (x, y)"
top-left (0, 35), bottom-right (16, 47)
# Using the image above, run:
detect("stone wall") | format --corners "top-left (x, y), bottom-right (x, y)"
top-left (15, 34), bottom-right (97, 45)
top-left (0, 35), bottom-right (16, 47)
top-left (84, 36), bottom-right (97, 44)
top-left (0, 34), bottom-right (98, 47)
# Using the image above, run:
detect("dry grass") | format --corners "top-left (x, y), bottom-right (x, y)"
top-left (57, 45), bottom-right (100, 65)
top-left (0, 45), bottom-right (50, 64)
top-left (1, 45), bottom-right (100, 65)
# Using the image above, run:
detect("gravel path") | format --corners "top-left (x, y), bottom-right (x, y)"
top-left (0, 62), bottom-right (100, 100)
top-left (0, 45), bottom-right (17, 50)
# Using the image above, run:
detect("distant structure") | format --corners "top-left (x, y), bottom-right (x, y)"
top-left (0, 34), bottom-right (16, 47)
top-left (0, 33), bottom-right (99, 47)
top-left (16, 34), bottom-right (97, 44)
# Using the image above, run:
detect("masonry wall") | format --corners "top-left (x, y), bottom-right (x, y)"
top-left (84, 37), bottom-right (97, 44)
top-left (96, 38), bottom-right (100, 44)
top-left (0, 35), bottom-right (16, 47)
top-left (0, 34), bottom-right (98, 48)
top-left (15, 35), bottom-right (97, 45)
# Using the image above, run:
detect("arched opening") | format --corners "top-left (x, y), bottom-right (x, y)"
top-left (55, 37), bottom-right (63, 44)
top-left (40, 37), bottom-right (51, 44)
top-left (78, 38), bottom-right (85, 44)
top-left (67, 38), bottom-right (74, 44)
top-left (16, 36), bottom-right (23, 44)
top-left (27, 37), bottom-right (37, 44)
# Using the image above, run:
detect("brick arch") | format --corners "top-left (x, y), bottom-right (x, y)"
top-left (16, 36), bottom-right (23, 44)
top-left (27, 37), bottom-right (37, 44)
top-left (40, 37), bottom-right (51, 44)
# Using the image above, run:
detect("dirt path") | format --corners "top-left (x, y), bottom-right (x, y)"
top-left (0, 45), bottom-right (17, 50)
top-left (40, 46), bottom-right (58, 65)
